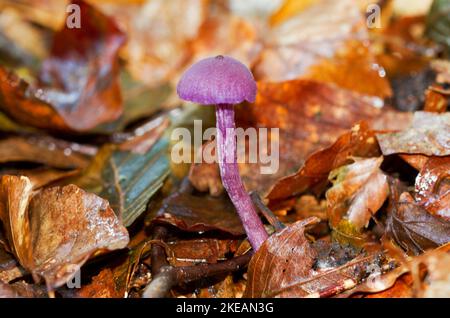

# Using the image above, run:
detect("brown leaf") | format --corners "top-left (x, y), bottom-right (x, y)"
top-left (117, 116), bottom-right (170, 154)
top-left (376, 112), bottom-right (450, 156)
top-left (415, 157), bottom-right (450, 219)
top-left (244, 217), bottom-right (319, 298)
top-left (0, 175), bottom-right (130, 289)
top-left (77, 268), bottom-right (124, 298)
top-left (326, 157), bottom-right (389, 240)
top-left (190, 10), bottom-right (261, 69)
top-left (188, 141), bottom-right (223, 197)
top-left (115, 0), bottom-right (206, 87)
top-left (266, 122), bottom-right (381, 203)
top-left (152, 179), bottom-right (245, 236)
top-left (0, 0), bottom-right (125, 132)
top-left (0, 281), bottom-right (47, 298)
top-left (236, 80), bottom-right (385, 197)
top-left (167, 238), bottom-right (239, 267)
top-left (387, 192), bottom-right (450, 255)
top-left (0, 134), bottom-right (95, 169)
top-left (255, 0), bottom-right (391, 99)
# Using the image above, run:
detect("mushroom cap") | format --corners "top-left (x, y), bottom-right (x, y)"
top-left (177, 55), bottom-right (257, 105)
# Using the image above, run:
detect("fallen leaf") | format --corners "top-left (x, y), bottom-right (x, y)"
top-left (255, 0), bottom-right (391, 99)
top-left (376, 111), bottom-right (450, 156)
top-left (244, 217), bottom-right (319, 297)
top-left (73, 137), bottom-right (170, 226)
top-left (387, 192), bottom-right (450, 255)
top-left (326, 157), bottom-right (389, 242)
top-left (237, 81), bottom-right (384, 197)
top-left (0, 175), bottom-right (130, 289)
top-left (189, 9), bottom-right (261, 69)
top-left (0, 0), bottom-right (125, 132)
top-left (76, 268), bottom-right (124, 298)
top-left (0, 134), bottom-right (95, 169)
top-left (188, 141), bottom-right (223, 197)
top-left (0, 281), bottom-right (47, 298)
top-left (116, 0), bottom-right (206, 87)
top-left (266, 122), bottom-right (381, 203)
top-left (152, 179), bottom-right (245, 236)
top-left (414, 156), bottom-right (450, 219)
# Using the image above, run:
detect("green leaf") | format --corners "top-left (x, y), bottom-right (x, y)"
top-left (426, 0), bottom-right (450, 55)
top-left (73, 138), bottom-right (170, 227)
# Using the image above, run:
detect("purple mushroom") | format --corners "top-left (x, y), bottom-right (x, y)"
top-left (177, 55), bottom-right (268, 250)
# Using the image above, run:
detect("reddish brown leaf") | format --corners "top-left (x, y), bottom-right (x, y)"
top-left (0, 0), bottom-right (125, 132)
top-left (77, 268), bottom-right (124, 298)
top-left (266, 122), bottom-right (381, 203)
top-left (0, 134), bottom-right (95, 169)
top-left (415, 157), bottom-right (450, 219)
top-left (236, 80), bottom-right (384, 197)
top-left (244, 217), bottom-right (319, 298)
top-left (152, 179), bottom-right (245, 236)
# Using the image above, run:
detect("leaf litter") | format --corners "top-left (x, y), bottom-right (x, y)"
top-left (0, 0), bottom-right (449, 298)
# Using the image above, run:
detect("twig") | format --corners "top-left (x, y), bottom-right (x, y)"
top-left (143, 253), bottom-right (252, 298)
top-left (250, 191), bottom-right (285, 231)
top-left (144, 225), bottom-right (252, 298)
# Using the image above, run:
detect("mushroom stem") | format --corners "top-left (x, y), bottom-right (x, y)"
top-left (215, 104), bottom-right (268, 250)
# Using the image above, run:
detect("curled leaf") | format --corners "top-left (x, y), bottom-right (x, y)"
top-left (0, 175), bottom-right (130, 289)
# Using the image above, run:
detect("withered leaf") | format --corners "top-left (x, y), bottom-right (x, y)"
top-left (244, 217), bottom-right (319, 298)
top-left (255, 0), bottom-right (391, 99)
top-left (188, 141), bottom-right (223, 197)
top-left (415, 156), bottom-right (450, 220)
top-left (0, 134), bottom-right (95, 169)
top-left (237, 80), bottom-right (383, 197)
top-left (0, 175), bottom-right (130, 289)
top-left (326, 157), bottom-right (389, 239)
top-left (0, 0), bottom-right (125, 132)
top-left (266, 122), bottom-right (381, 203)
top-left (152, 179), bottom-right (245, 236)
top-left (168, 238), bottom-right (239, 266)
top-left (114, 0), bottom-right (206, 87)
top-left (376, 112), bottom-right (450, 156)
top-left (387, 192), bottom-right (450, 255)
top-left (0, 281), bottom-right (47, 298)
top-left (76, 268), bottom-right (124, 298)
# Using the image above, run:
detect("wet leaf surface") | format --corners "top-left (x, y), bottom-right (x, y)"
top-left (0, 134), bottom-right (95, 169)
top-left (0, 175), bottom-right (130, 289)
top-left (244, 217), bottom-right (319, 297)
top-left (152, 179), bottom-right (245, 236)
top-left (387, 191), bottom-right (450, 255)
top-left (266, 122), bottom-right (381, 203)
top-left (326, 157), bottom-right (389, 241)
top-left (0, 0), bottom-right (125, 132)
top-left (376, 112), bottom-right (450, 156)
